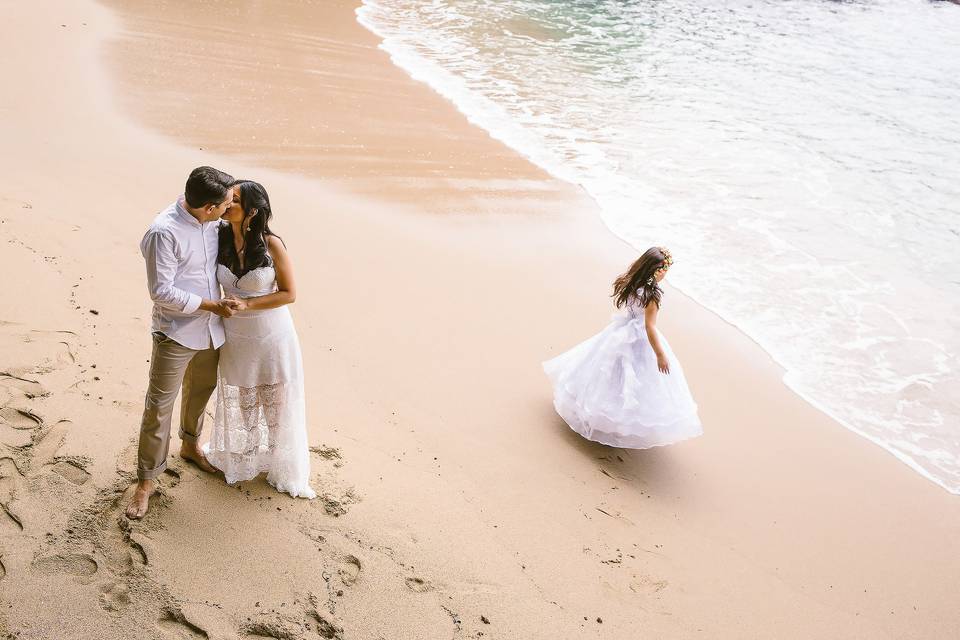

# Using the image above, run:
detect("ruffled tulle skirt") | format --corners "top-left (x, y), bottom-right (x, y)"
top-left (203, 306), bottom-right (316, 499)
top-left (543, 315), bottom-right (702, 449)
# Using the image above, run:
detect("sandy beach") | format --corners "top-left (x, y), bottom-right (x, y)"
top-left (1, 1), bottom-right (958, 638)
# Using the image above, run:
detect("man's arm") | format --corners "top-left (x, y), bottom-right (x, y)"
top-left (142, 230), bottom-right (230, 316)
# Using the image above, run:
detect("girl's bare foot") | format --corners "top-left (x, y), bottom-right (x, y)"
top-left (125, 479), bottom-right (155, 519)
top-left (179, 441), bottom-right (217, 473)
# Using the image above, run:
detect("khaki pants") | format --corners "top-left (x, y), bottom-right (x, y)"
top-left (137, 331), bottom-right (219, 480)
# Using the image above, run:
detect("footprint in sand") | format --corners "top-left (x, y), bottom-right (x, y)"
top-left (98, 580), bottom-right (131, 612)
top-left (630, 575), bottom-right (669, 595)
top-left (29, 419), bottom-right (72, 467)
top-left (404, 576), bottom-right (435, 593)
top-left (33, 553), bottom-right (99, 577)
top-left (54, 339), bottom-right (76, 365)
top-left (51, 460), bottom-right (91, 485)
top-left (0, 406), bottom-right (44, 449)
top-left (0, 372), bottom-right (47, 400)
top-left (0, 457), bottom-right (25, 532)
top-left (337, 554), bottom-right (362, 586)
top-left (125, 532), bottom-right (151, 567)
top-left (241, 614), bottom-right (308, 640)
top-left (310, 611), bottom-right (345, 640)
top-left (242, 627), bottom-right (287, 639)
top-left (307, 590), bottom-right (343, 636)
top-left (243, 608), bottom-right (345, 640)
top-left (162, 466), bottom-right (182, 488)
top-left (0, 503), bottom-right (23, 533)
top-left (309, 445), bottom-right (342, 461)
top-left (69, 484), bottom-right (148, 575)
top-left (157, 614), bottom-right (207, 640)
top-left (0, 407), bottom-right (43, 430)
top-left (0, 457), bottom-right (23, 500)
top-left (0, 425), bottom-right (34, 448)
top-left (319, 488), bottom-right (359, 518)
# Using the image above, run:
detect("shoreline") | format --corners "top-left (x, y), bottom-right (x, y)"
top-left (0, 1), bottom-right (957, 638)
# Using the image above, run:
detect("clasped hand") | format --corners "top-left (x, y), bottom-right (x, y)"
top-left (212, 297), bottom-right (248, 317)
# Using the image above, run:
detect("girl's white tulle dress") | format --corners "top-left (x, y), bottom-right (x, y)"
top-left (543, 296), bottom-right (702, 449)
top-left (203, 263), bottom-right (316, 499)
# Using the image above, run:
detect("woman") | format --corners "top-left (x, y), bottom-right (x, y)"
top-left (204, 180), bottom-right (316, 498)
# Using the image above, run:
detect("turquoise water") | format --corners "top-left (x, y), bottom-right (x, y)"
top-left (357, 0), bottom-right (960, 493)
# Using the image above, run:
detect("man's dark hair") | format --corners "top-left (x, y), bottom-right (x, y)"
top-left (184, 166), bottom-right (235, 208)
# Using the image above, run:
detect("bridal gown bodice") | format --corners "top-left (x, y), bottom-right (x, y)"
top-left (203, 262), bottom-right (316, 499)
top-left (624, 299), bottom-right (646, 321)
top-left (218, 263), bottom-right (278, 298)
top-left (214, 264), bottom-right (295, 389)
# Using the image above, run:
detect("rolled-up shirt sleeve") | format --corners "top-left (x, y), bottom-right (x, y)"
top-left (141, 230), bottom-right (203, 314)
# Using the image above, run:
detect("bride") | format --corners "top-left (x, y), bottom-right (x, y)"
top-left (204, 180), bottom-right (316, 499)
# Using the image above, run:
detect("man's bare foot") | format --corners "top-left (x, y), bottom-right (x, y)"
top-left (179, 441), bottom-right (217, 474)
top-left (125, 479), bottom-right (155, 520)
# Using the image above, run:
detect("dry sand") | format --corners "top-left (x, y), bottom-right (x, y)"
top-left (0, 1), bottom-right (958, 638)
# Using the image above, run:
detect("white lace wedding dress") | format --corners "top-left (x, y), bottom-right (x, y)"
top-left (203, 263), bottom-right (316, 498)
top-left (543, 294), bottom-right (703, 449)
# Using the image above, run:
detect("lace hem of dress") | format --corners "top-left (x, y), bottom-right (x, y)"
top-left (207, 380), bottom-right (315, 499)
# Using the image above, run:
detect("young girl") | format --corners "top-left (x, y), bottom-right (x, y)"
top-left (543, 247), bottom-right (702, 448)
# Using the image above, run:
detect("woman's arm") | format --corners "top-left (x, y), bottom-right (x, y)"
top-left (230, 236), bottom-right (297, 311)
top-left (644, 302), bottom-right (670, 374)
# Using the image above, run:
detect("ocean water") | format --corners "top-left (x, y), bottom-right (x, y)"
top-left (356, 0), bottom-right (960, 493)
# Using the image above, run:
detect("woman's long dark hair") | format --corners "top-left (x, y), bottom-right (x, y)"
top-left (218, 180), bottom-right (282, 278)
top-left (612, 246), bottom-right (672, 309)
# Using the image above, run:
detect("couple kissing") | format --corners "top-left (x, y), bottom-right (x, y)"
top-left (126, 166), bottom-right (315, 519)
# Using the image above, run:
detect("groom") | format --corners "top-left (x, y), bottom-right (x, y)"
top-left (125, 166), bottom-right (238, 519)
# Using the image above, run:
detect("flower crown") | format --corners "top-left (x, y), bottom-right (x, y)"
top-left (657, 246), bottom-right (673, 271)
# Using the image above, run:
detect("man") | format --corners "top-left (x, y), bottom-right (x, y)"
top-left (125, 166), bottom-right (238, 519)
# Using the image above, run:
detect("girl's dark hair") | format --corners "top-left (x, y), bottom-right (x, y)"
top-left (218, 180), bottom-right (282, 279)
top-left (612, 246), bottom-right (672, 309)
top-left (184, 166), bottom-right (234, 208)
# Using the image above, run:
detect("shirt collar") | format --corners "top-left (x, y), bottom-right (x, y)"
top-left (175, 196), bottom-right (204, 227)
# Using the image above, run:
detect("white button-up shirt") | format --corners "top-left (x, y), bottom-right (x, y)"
top-left (140, 198), bottom-right (225, 350)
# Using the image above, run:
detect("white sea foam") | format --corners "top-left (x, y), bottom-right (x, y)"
top-left (357, 0), bottom-right (960, 492)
